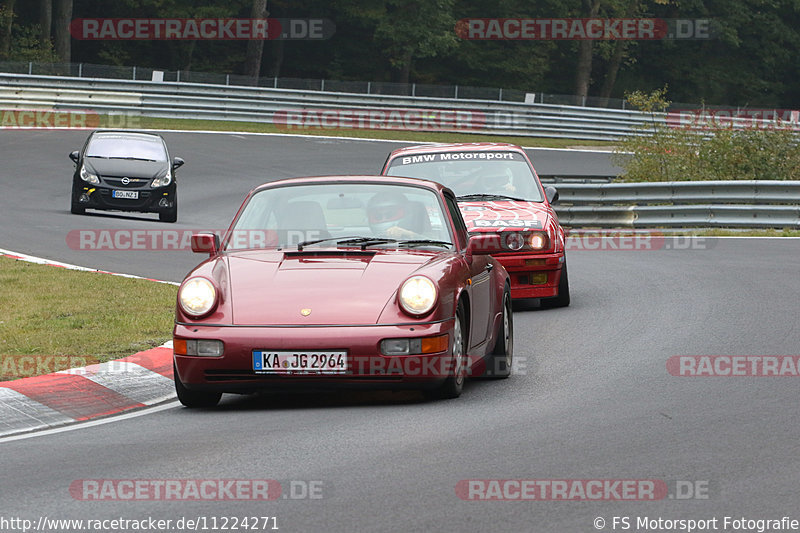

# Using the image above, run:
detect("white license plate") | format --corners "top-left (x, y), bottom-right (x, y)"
top-left (112, 190), bottom-right (139, 199)
top-left (253, 351), bottom-right (347, 374)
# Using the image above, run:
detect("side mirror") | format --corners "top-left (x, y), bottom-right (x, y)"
top-left (466, 233), bottom-right (502, 257)
top-left (172, 157), bottom-right (185, 170)
top-left (545, 186), bottom-right (559, 204)
top-left (69, 151), bottom-right (80, 163)
top-left (191, 232), bottom-right (219, 256)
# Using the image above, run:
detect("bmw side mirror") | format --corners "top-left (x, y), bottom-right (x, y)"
top-left (69, 151), bottom-right (80, 163)
top-left (545, 186), bottom-right (559, 204)
top-left (172, 157), bottom-right (185, 170)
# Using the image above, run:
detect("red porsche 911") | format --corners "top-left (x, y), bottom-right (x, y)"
top-left (173, 176), bottom-right (513, 407)
top-left (382, 143), bottom-right (569, 307)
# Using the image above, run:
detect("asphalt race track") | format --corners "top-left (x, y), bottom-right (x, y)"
top-left (2, 130), bottom-right (799, 532)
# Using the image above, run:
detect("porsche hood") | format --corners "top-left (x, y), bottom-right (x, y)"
top-left (223, 250), bottom-right (439, 326)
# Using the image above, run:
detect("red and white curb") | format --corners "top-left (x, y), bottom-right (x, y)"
top-left (0, 344), bottom-right (176, 438)
top-left (0, 249), bottom-right (178, 438)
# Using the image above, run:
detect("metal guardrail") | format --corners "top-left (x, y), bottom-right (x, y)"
top-left (0, 73), bottom-right (658, 141)
top-left (537, 177), bottom-right (800, 228)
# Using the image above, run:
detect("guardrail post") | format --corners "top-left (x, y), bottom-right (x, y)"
top-left (499, 88), bottom-right (503, 101)
top-left (454, 85), bottom-right (459, 99)
top-left (176, 70), bottom-right (181, 82)
top-left (367, 82), bottom-right (371, 94)
top-left (274, 77), bottom-right (278, 88)
top-left (78, 63), bottom-right (83, 77)
top-left (321, 79), bottom-right (325, 91)
top-left (226, 74), bottom-right (229, 85)
top-left (412, 83), bottom-right (415, 97)
top-left (132, 66), bottom-right (136, 80)
top-left (28, 62), bottom-right (32, 75)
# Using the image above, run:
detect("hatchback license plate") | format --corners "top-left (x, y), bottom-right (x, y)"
top-left (112, 190), bottom-right (138, 199)
top-left (253, 351), bottom-right (347, 374)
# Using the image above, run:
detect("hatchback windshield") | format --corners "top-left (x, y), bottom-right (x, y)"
top-left (86, 134), bottom-right (168, 162)
top-left (386, 151), bottom-right (544, 201)
top-left (227, 182), bottom-right (453, 250)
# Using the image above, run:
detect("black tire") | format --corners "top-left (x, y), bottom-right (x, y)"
top-left (70, 193), bottom-right (85, 215)
top-left (484, 287), bottom-right (513, 379)
top-left (174, 363), bottom-right (221, 408)
top-left (540, 259), bottom-right (570, 309)
top-left (427, 303), bottom-right (468, 400)
top-left (159, 198), bottom-right (177, 223)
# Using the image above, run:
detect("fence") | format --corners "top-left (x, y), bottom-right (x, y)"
top-left (0, 72), bottom-right (659, 141)
top-left (538, 177), bottom-right (800, 229)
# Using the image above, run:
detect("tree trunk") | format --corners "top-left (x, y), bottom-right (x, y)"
top-left (269, 35), bottom-right (284, 80)
top-left (400, 50), bottom-right (413, 84)
top-left (597, 40), bottom-right (626, 106)
top-left (0, 0), bottom-right (16, 60)
top-left (573, 0), bottom-right (601, 104)
top-left (39, 0), bottom-right (51, 50)
top-left (244, 0), bottom-right (268, 84)
top-left (53, 0), bottom-right (72, 62)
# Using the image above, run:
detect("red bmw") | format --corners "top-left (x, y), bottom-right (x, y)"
top-left (382, 143), bottom-right (569, 306)
top-left (173, 176), bottom-right (512, 407)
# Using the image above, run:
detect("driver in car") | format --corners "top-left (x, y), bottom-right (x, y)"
top-left (367, 191), bottom-right (426, 240)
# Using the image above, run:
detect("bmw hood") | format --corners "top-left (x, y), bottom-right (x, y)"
top-left (225, 250), bottom-right (435, 326)
top-left (458, 200), bottom-right (551, 232)
top-left (84, 157), bottom-right (168, 180)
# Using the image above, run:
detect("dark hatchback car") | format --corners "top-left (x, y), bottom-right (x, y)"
top-left (69, 130), bottom-right (184, 222)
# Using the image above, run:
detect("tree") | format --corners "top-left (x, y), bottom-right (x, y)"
top-left (39, 0), bottom-right (51, 51)
top-left (573, 0), bottom-right (601, 102)
top-left (243, 0), bottom-right (268, 81)
top-left (0, 0), bottom-right (15, 60)
top-left (53, 0), bottom-right (71, 62)
top-left (374, 0), bottom-right (458, 83)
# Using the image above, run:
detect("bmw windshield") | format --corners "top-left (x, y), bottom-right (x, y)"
top-left (386, 151), bottom-right (544, 201)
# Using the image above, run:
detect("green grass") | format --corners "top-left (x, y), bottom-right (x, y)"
top-left (97, 114), bottom-right (615, 149)
top-left (0, 257), bottom-right (176, 378)
top-left (686, 228), bottom-right (800, 237)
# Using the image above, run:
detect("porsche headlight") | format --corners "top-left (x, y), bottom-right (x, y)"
top-left (179, 277), bottom-right (217, 317)
top-left (151, 169), bottom-right (172, 188)
top-left (529, 232), bottom-right (548, 250)
top-left (398, 276), bottom-right (437, 316)
top-left (79, 165), bottom-right (100, 185)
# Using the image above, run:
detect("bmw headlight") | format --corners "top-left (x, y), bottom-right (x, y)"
top-left (398, 276), bottom-right (437, 316)
top-left (529, 232), bottom-right (548, 250)
top-left (79, 165), bottom-right (100, 185)
top-left (179, 277), bottom-right (217, 317)
top-left (151, 169), bottom-right (172, 188)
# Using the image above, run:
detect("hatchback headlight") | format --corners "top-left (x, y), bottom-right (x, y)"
top-left (151, 169), bottom-right (172, 188)
top-left (80, 165), bottom-right (100, 185)
top-left (398, 276), bottom-right (437, 316)
top-left (179, 277), bottom-right (217, 317)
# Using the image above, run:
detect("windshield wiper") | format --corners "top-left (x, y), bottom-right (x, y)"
top-left (296, 236), bottom-right (397, 251)
top-left (457, 193), bottom-right (527, 201)
top-left (398, 239), bottom-right (452, 248)
top-left (336, 237), bottom-right (398, 250)
top-left (107, 156), bottom-right (159, 162)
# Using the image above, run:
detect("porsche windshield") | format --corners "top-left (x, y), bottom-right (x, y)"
top-left (227, 182), bottom-right (454, 250)
top-left (86, 135), bottom-right (168, 162)
top-left (386, 151), bottom-right (544, 201)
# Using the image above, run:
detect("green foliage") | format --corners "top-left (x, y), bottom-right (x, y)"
top-left (625, 85), bottom-right (670, 113)
top-left (615, 123), bottom-right (800, 182)
top-left (5, 24), bottom-right (58, 62)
